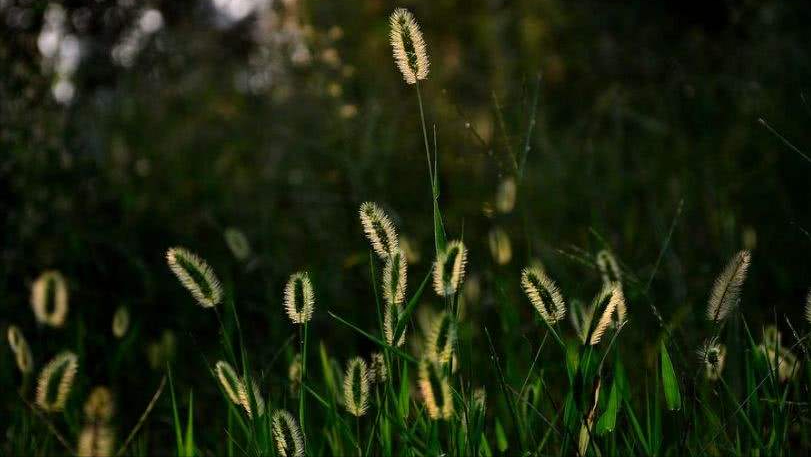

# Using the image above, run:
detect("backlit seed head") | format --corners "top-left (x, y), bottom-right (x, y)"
top-left (112, 306), bottom-right (130, 339)
top-left (283, 272), bottom-right (315, 324)
top-left (31, 270), bottom-right (69, 327)
top-left (706, 250), bottom-right (751, 323)
top-left (521, 267), bottom-right (566, 325)
top-left (272, 409), bottom-right (305, 457)
top-left (7, 325), bottom-right (33, 374)
top-left (698, 338), bottom-right (726, 381)
top-left (389, 8), bottom-right (429, 84)
top-left (758, 345), bottom-right (799, 382)
top-left (84, 386), bottom-right (115, 423)
top-left (383, 302), bottom-right (406, 347)
top-left (426, 312), bottom-right (457, 365)
top-left (488, 228), bottom-right (512, 265)
top-left (433, 240), bottom-right (468, 297)
top-left (166, 247), bottom-right (223, 308)
top-left (495, 178), bottom-right (517, 213)
top-left (383, 250), bottom-right (407, 306)
top-left (359, 202), bottom-right (399, 259)
top-left (36, 351), bottom-right (78, 412)
top-left (224, 227), bottom-right (252, 261)
top-left (569, 299), bottom-right (595, 344)
top-left (343, 357), bottom-right (370, 417)
top-left (589, 285), bottom-right (626, 345)
top-left (369, 352), bottom-right (388, 384)
top-left (215, 360), bottom-right (242, 406)
top-left (238, 377), bottom-right (265, 418)
top-left (418, 359), bottom-right (453, 420)
top-left (77, 424), bottom-right (114, 457)
top-left (596, 250), bottom-right (622, 287)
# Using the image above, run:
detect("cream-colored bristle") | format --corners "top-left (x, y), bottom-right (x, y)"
top-left (166, 247), bottom-right (223, 308)
top-left (31, 270), bottom-right (69, 327)
top-left (359, 202), bottom-right (400, 259)
top-left (238, 377), bottom-right (265, 418)
top-left (343, 357), bottom-right (370, 417)
top-left (36, 351), bottom-right (78, 412)
top-left (520, 267), bottom-right (566, 325)
top-left (418, 359), bottom-right (453, 420)
top-left (271, 409), bottom-right (305, 457)
top-left (382, 250), bottom-right (407, 307)
top-left (283, 272), bottom-right (315, 324)
top-left (215, 360), bottom-right (243, 405)
top-left (706, 250), bottom-right (751, 323)
top-left (433, 240), bottom-right (467, 297)
top-left (426, 311), bottom-right (456, 365)
top-left (389, 8), bottom-right (430, 84)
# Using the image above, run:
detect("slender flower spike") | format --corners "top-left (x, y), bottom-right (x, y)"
top-left (215, 360), bottom-right (243, 405)
top-left (112, 306), bottom-right (130, 338)
top-left (36, 351), bottom-right (79, 412)
top-left (272, 410), bottom-right (305, 457)
top-left (706, 250), bottom-right (751, 323)
top-left (418, 359), bottom-right (453, 420)
top-left (521, 267), bottom-right (566, 325)
top-left (238, 377), bottom-right (265, 418)
top-left (77, 424), bottom-right (114, 457)
top-left (426, 312), bottom-right (457, 365)
top-left (31, 270), bottom-right (69, 327)
top-left (283, 272), bottom-right (315, 324)
top-left (389, 8), bottom-right (429, 84)
top-left (698, 338), bottom-right (726, 381)
top-left (596, 250), bottom-right (622, 287)
top-left (589, 285), bottom-right (626, 345)
top-left (84, 386), bottom-right (115, 423)
top-left (382, 249), bottom-right (407, 306)
top-left (359, 202), bottom-right (399, 259)
top-left (166, 247), bottom-right (223, 308)
top-left (343, 357), bottom-right (370, 417)
top-left (433, 240), bottom-right (468, 297)
top-left (7, 325), bottom-right (34, 374)
top-left (383, 302), bottom-right (406, 347)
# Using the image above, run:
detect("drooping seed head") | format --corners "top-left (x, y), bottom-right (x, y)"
top-left (488, 228), bottom-right (512, 265)
top-left (697, 338), bottom-right (726, 381)
top-left (433, 240), bottom-right (467, 297)
top-left (84, 386), bottom-right (115, 423)
top-left (706, 250), bottom-right (751, 323)
top-left (31, 270), bottom-right (69, 327)
top-left (215, 360), bottom-right (243, 405)
top-left (383, 302), bottom-right (406, 347)
top-left (495, 178), bottom-right (516, 214)
top-left (382, 250), bottom-right (407, 307)
top-left (343, 357), bottom-right (370, 417)
top-left (521, 267), bottom-right (566, 325)
top-left (271, 409), bottom-right (305, 457)
top-left (283, 272), bottom-right (315, 324)
top-left (389, 8), bottom-right (429, 84)
top-left (224, 227), bottom-right (252, 261)
top-left (166, 247), bottom-right (223, 308)
top-left (589, 284), bottom-right (626, 345)
top-left (7, 325), bottom-right (34, 374)
top-left (359, 202), bottom-right (400, 259)
top-left (369, 352), bottom-right (388, 384)
top-left (596, 250), bottom-right (622, 288)
top-left (112, 306), bottom-right (130, 339)
top-left (426, 311), bottom-right (457, 365)
top-left (238, 377), bottom-right (265, 418)
top-left (418, 358), bottom-right (453, 420)
top-left (77, 424), bottom-right (114, 457)
top-left (36, 351), bottom-right (78, 412)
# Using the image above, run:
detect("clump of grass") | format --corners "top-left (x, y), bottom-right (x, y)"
top-left (343, 357), bottom-right (370, 417)
top-left (706, 250), bottom-right (751, 323)
top-left (166, 247), bottom-right (223, 308)
top-left (31, 270), bottom-right (69, 327)
top-left (35, 351), bottom-right (78, 412)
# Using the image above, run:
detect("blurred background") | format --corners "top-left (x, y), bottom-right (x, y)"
top-left (2, 0), bottom-right (811, 453)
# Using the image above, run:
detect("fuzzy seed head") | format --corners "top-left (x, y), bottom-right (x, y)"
top-left (283, 272), bottom-right (315, 324)
top-left (706, 250), bottom-right (751, 323)
top-left (698, 338), bottom-right (726, 381)
top-left (389, 8), bottom-right (429, 84)
top-left (112, 306), bottom-right (130, 339)
top-left (343, 357), bottom-right (370, 417)
top-left (496, 178), bottom-right (517, 213)
top-left (84, 386), bottom-right (115, 423)
top-left (488, 228), bottom-right (512, 265)
top-left (369, 352), bottom-right (388, 384)
top-left (31, 270), bottom-right (69, 327)
top-left (521, 267), bottom-right (566, 325)
top-left (359, 202), bottom-right (400, 259)
top-left (166, 247), bottom-right (223, 308)
top-left (433, 240), bottom-right (468, 297)
top-left (7, 325), bottom-right (33, 374)
top-left (418, 359), bottom-right (453, 420)
top-left (36, 351), bottom-right (78, 412)
top-left (383, 302), bottom-right (406, 347)
top-left (589, 285), bottom-right (626, 345)
top-left (596, 250), bottom-right (622, 287)
top-left (238, 377), bottom-right (265, 418)
top-left (224, 227), bottom-right (252, 261)
top-left (383, 250), bottom-right (407, 307)
top-left (215, 360), bottom-right (243, 406)
top-left (272, 409), bottom-right (305, 457)
top-left (77, 424), bottom-right (114, 457)
top-left (426, 312), bottom-right (457, 365)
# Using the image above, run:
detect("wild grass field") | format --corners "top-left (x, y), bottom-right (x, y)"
top-left (2, 0), bottom-right (811, 455)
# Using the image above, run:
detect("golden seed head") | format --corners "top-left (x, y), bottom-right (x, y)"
top-left (343, 357), bottom-right (370, 417)
top-left (77, 424), bottom-right (115, 457)
top-left (36, 351), bottom-right (79, 412)
top-left (495, 177), bottom-right (517, 213)
top-left (31, 270), bottom-right (69, 327)
top-left (369, 352), bottom-right (388, 384)
top-left (707, 250), bottom-right (751, 323)
top-left (589, 284), bottom-right (626, 345)
top-left (488, 228), bottom-right (512, 265)
top-left (383, 302), bottom-right (406, 348)
top-left (596, 250), bottom-right (622, 288)
top-left (112, 306), bottom-right (130, 339)
top-left (426, 311), bottom-right (457, 365)
top-left (238, 377), bottom-right (265, 418)
top-left (433, 240), bottom-right (468, 297)
top-left (224, 227), bottom-right (252, 261)
top-left (283, 272), bottom-right (315, 324)
top-left (7, 325), bottom-right (34, 374)
top-left (215, 360), bottom-right (243, 406)
top-left (698, 338), bottom-right (726, 381)
top-left (271, 409), bottom-right (305, 457)
top-left (382, 249), bottom-right (408, 307)
top-left (84, 386), bottom-right (115, 423)
top-left (359, 202), bottom-right (400, 259)
top-left (166, 247), bottom-right (223, 308)
top-left (389, 8), bottom-right (429, 84)
top-left (521, 267), bottom-right (566, 325)
top-left (418, 359), bottom-right (453, 420)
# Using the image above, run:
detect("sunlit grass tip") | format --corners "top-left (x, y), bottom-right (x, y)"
top-left (383, 249), bottom-right (407, 306)
top-left (369, 352), bottom-right (388, 384)
top-left (238, 377), bottom-right (266, 418)
top-left (359, 202), bottom-right (400, 259)
top-left (215, 360), bottom-right (243, 406)
top-left (706, 250), bottom-right (751, 323)
top-left (343, 357), bottom-right (370, 417)
top-left (521, 266), bottom-right (566, 325)
top-left (77, 424), bottom-right (114, 457)
top-left (36, 351), bottom-right (78, 412)
top-left (166, 247), bottom-right (223, 308)
top-left (596, 249), bottom-right (622, 287)
top-left (31, 270), bottom-right (69, 327)
top-left (426, 311), bottom-right (457, 365)
top-left (389, 8), bottom-right (429, 84)
top-left (272, 409), bottom-right (305, 457)
top-left (697, 338), bottom-right (726, 381)
top-left (383, 302), bottom-right (406, 347)
top-left (433, 240), bottom-right (467, 297)
top-left (112, 305), bottom-right (130, 339)
top-left (6, 325), bottom-right (33, 374)
top-left (284, 271), bottom-right (315, 324)
top-left (84, 386), bottom-right (115, 423)
top-left (418, 358), bottom-right (453, 420)
top-left (589, 284), bottom-right (626, 345)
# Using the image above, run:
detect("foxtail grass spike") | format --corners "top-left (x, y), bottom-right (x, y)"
top-left (238, 377), bottom-right (265, 418)
top-left (706, 250), bottom-right (751, 323)
top-left (215, 360), bottom-right (243, 405)
top-left (382, 249), bottom-right (407, 306)
top-left (418, 359), bottom-right (453, 420)
top-left (31, 270), bottom-right (69, 327)
top-left (84, 386), bottom-right (115, 423)
top-left (112, 306), bottom-right (130, 339)
top-left (272, 409), bottom-right (305, 457)
top-left (288, 354), bottom-right (302, 397)
top-left (697, 338), bottom-right (725, 381)
top-left (496, 177), bottom-right (516, 213)
top-left (596, 249), bottom-right (622, 287)
top-left (488, 227), bottom-right (512, 265)
top-left (283, 272), bottom-right (315, 324)
top-left (433, 240), bottom-right (467, 297)
top-left (343, 357), bottom-right (370, 416)
top-left (77, 424), bottom-right (114, 457)
top-left (383, 302), bottom-right (406, 347)
top-left (389, 8), bottom-right (429, 84)
top-left (7, 325), bottom-right (34, 374)
top-left (359, 202), bottom-right (400, 259)
top-left (521, 266), bottom-right (566, 325)
top-left (589, 285), bottom-right (625, 345)
top-left (369, 352), bottom-right (387, 384)
top-left (224, 227), bottom-right (252, 261)
top-left (427, 311), bottom-right (457, 365)
top-left (36, 351), bottom-right (78, 412)
top-left (166, 247), bottom-right (223, 308)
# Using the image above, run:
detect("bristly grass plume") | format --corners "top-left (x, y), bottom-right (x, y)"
top-left (521, 266), bottom-right (566, 325)
top-left (418, 359), bottom-right (453, 420)
top-left (359, 202), bottom-right (400, 259)
top-left (426, 311), bottom-right (457, 365)
top-left (382, 249), bottom-right (407, 306)
top-left (272, 409), bottom-right (305, 457)
top-left (84, 386), bottom-right (115, 423)
top-left (433, 240), bottom-right (467, 297)
top-left (706, 250), bottom-right (751, 323)
top-left (238, 377), bottom-right (265, 418)
top-left (6, 325), bottom-right (33, 374)
top-left (389, 8), bottom-right (429, 84)
top-left (112, 305), bottom-right (130, 338)
top-left (36, 351), bottom-right (78, 412)
top-left (343, 357), bottom-right (370, 417)
top-left (284, 271), bottom-right (315, 324)
top-left (589, 284), bottom-right (626, 345)
top-left (596, 249), bottom-right (622, 288)
top-left (383, 301), bottom-right (406, 347)
top-left (215, 360), bottom-right (243, 406)
top-left (698, 338), bottom-right (726, 381)
top-left (77, 424), bottom-right (114, 457)
top-left (31, 270), bottom-right (69, 327)
top-left (166, 247), bottom-right (223, 308)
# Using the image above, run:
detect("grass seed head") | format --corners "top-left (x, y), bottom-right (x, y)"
top-left (283, 271), bottom-right (315, 324)
top-left (383, 302), bottom-right (406, 347)
top-left (7, 325), bottom-right (34, 374)
top-left (596, 250), bottom-right (622, 288)
top-left (488, 227), bottom-right (512, 265)
top-left (77, 424), bottom-right (115, 457)
top-left (418, 359), bottom-right (453, 420)
top-left (343, 357), bottom-right (370, 417)
top-left (359, 202), bottom-right (400, 259)
top-left (589, 284), bottom-right (626, 345)
top-left (521, 266), bottom-right (566, 325)
top-left (389, 8), bottom-right (429, 84)
top-left (215, 360), bottom-right (243, 406)
top-left (427, 311), bottom-right (457, 365)
top-left (238, 377), bottom-right (265, 418)
top-left (112, 306), bottom-right (130, 339)
top-left (433, 240), bottom-right (467, 297)
top-left (369, 352), bottom-right (388, 384)
top-left (84, 386), bottom-right (115, 423)
top-left (224, 227), bottom-right (252, 261)
top-left (31, 270), bottom-right (69, 327)
top-left (382, 249), bottom-right (407, 307)
top-left (272, 409), bottom-right (305, 457)
top-left (166, 247), bottom-right (223, 308)
top-left (36, 351), bottom-right (78, 412)
top-left (706, 250), bottom-right (751, 323)
top-left (698, 338), bottom-right (726, 381)
top-left (495, 177), bottom-right (517, 213)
